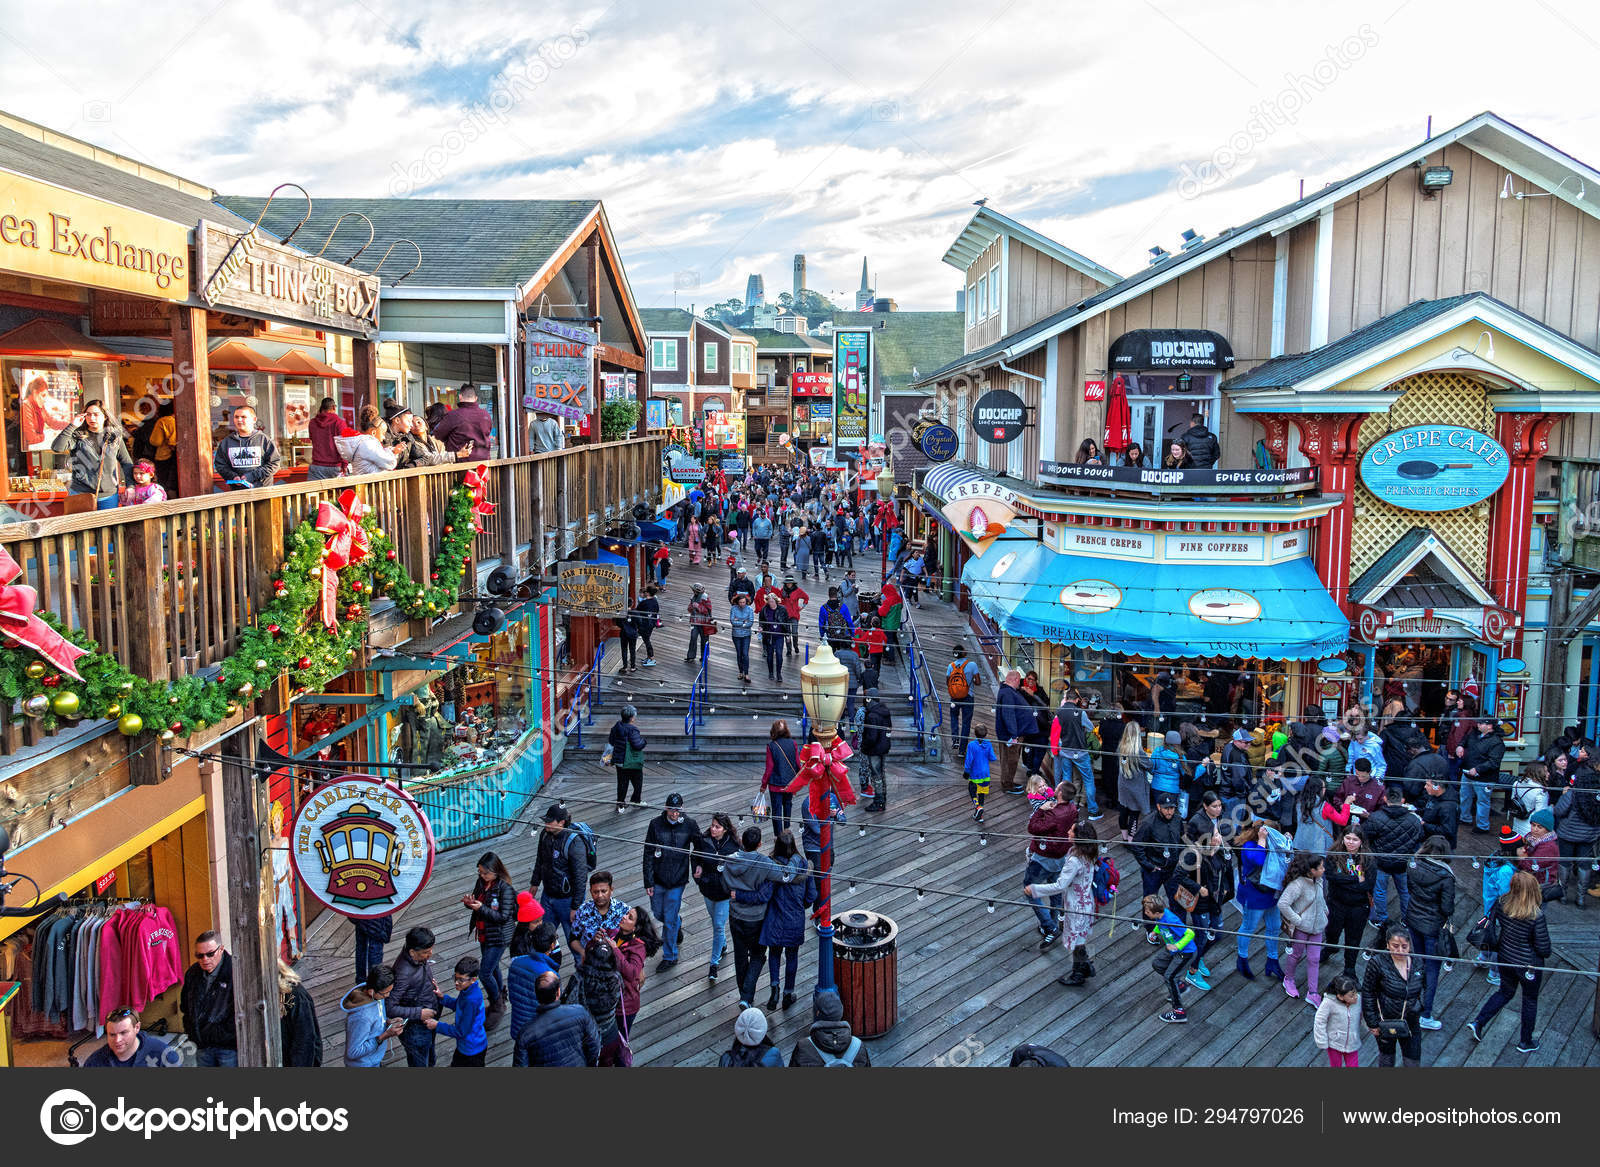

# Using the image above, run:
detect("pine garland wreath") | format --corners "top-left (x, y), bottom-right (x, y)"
top-left (2, 483), bottom-right (482, 739)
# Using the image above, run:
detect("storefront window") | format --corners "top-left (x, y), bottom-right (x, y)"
top-left (5, 359), bottom-right (116, 481)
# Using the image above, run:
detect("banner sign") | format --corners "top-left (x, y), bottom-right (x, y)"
top-left (289, 777), bottom-right (435, 919)
top-left (972, 388), bottom-right (1026, 444)
top-left (882, 393), bottom-right (935, 481)
top-left (1108, 328), bottom-right (1235, 371)
top-left (524, 317), bottom-right (596, 420)
top-left (662, 444), bottom-right (705, 482)
top-left (833, 329), bottom-right (870, 448)
top-left (1038, 461), bottom-right (1319, 488)
top-left (557, 560), bottom-right (628, 614)
top-left (196, 220), bottom-right (380, 337)
top-left (1357, 424), bottom-right (1509, 512)
top-left (791, 371), bottom-right (832, 397)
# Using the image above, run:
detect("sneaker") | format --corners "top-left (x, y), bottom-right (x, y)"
top-left (1147, 930), bottom-right (1161, 945)
top-left (657, 958), bottom-right (678, 973)
top-left (1517, 1039), bottom-right (1541, 1053)
top-left (1088, 812), bottom-right (1104, 821)
top-left (708, 963), bottom-right (719, 983)
top-left (1418, 1016), bottom-right (1442, 1030)
top-left (1038, 933), bottom-right (1059, 951)
top-left (974, 808), bottom-right (984, 823)
top-left (1159, 1009), bottom-right (1188, 1024)
top-left (616, 806), bottom-right (626, 814)
top-left (643, 659), bottom-right (657, 667)
top-left (1195, 960), bottom-right (1212, 979)
top-left (1306, 993), bottom-right (1323, 1008)
top-left (1184, 970), bottom-right (1211, 991)
top-left (1282, 977), bottom-right (1299, 999)
top-left (1486, 972), bottom-right (1502, 987)
top-left (1466, 1020), bottom-right (1482, 1042)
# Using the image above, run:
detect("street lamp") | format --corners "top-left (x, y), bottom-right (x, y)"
top-left (799, 642), bottom-right (850, 1002)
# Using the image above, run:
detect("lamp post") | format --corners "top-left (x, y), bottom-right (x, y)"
top-left (799, 642), bottom-right (850, 1001)
top-left (875, 454), bottom-right (895, 586)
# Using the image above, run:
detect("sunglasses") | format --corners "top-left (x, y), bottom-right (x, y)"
top-left (105, 1007), bottom-right (138, 1024)
top-left (195, 947), bottom-right (221, 959)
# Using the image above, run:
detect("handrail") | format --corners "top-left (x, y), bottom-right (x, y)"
top-left (683, 641), bottom-right (709, 747)
top-left (901, 607), bottom-right (944, 761)
top-left (569, 643), bottom-right (606, 750)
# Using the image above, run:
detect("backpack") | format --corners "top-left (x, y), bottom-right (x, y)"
top-left (947, 663), bottom-right (970, 701)
top-left (1092, 854), bottom-right (1119, 906)
top-left (567, 822), bottom-right (599, 869)
top-left (814, 1035), bottom-right (862, 1066)
top-left (825, 606), bottom-right (850, 641)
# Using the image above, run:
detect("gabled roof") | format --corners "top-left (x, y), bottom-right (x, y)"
top-left (921, 112), bottom-right (1600, 387)
top-left (216, 196), bottom-right (599, 290)
top-left (942, 205), bottom-right (1121, 287)
top-left (1349, 527), bottom-right (1498, 607)
top-left (745, 327), bottom-right (830, 353)
top-left (722, 322), bottom-right (756, 343)
top-left (638, 308), bottom-right (695, 335)
top-left (832, 311), bottom-right (964, 394)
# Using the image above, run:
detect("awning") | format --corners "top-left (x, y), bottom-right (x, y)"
top-left (0, 319), bottom-right (142, 362)
top-left (274, 349), bottom-right (346, 378)
top-left (638, 518), bottom-right (677, 542)
top-left (961, 540), bottom-right (1348, 660)
top-left (207, 339), bottom-right (295, 373)
top-left (1109, 328), bottom-right (1234, 372)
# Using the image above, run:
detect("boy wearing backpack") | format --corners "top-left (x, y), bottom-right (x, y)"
top-left (789, 992), bottom-right (870, 1066)
top-left (818, 587), bottom-right (856, 652)
top-left (947, 645), bottom-right (982, 759)
top-left (530, 804), bottom-right (594, 949)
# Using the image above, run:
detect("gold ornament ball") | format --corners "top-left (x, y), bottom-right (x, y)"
top-left (117, 712), bottom-right (144, 736)
top-left (24, 661), bottom-right (46, 679)
top-left (22, 693), bottom-right (50, 718)
top-left (225, 702), bottom-right (240, 717)
top-left (50, 691), bottom-right (81, 719)
top-left (105, 701), bottom-right (122, 719)
top-left (235, 682), bottom-right (254, 700)
top-left (159, 729), bottom-right (176, 744)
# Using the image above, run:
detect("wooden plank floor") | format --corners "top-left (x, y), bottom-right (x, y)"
top-left (295, 550), bottom-right (1600, 1067)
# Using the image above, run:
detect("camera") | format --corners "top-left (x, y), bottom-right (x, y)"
top-left (50, 1100), bottom-right (96, 1137)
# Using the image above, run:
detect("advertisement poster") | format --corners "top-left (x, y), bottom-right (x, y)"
top-left (646, 399), bottom-right (667, 428)
top-left (282, 379), bottom-right (312, 440)
top-left (14, 367), bottom-right (82, 451)
top-left (524, 317), bottom-right (595, 420)
top-left (833, 328), bottom-right (870, 448)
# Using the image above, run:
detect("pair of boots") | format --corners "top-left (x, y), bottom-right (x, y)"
top-left (485, 993), bottom-right (507, 1030)
top-left (1057, 946), bottom-right (1095, 987)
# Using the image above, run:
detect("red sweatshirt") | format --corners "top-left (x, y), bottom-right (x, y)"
top-left (310, 410), bottom-right (346, 467)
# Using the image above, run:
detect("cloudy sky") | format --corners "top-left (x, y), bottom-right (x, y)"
top-left (4, 0), bottom-right (1599, 312)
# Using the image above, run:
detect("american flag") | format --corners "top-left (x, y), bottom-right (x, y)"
top-left (858, 302), bottom-right (873, 312)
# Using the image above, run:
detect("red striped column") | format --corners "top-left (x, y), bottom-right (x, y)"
top-left (1296, 414), bottom-right (1367, 615)
top-left (1490, 412), bottom-right (1560, 655)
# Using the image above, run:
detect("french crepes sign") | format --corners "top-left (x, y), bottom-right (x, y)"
top-left (288, 776), bottom-right (434, 919)
top-left (925, 465), bottom-right (1019, 555)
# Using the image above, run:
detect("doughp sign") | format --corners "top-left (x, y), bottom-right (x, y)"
top-left (289, 777), bottom-right (434, 919)
top-left (1359, 424), bottom-right (1509, 512)
top-left (972, 388), bottom-right (1026, 444)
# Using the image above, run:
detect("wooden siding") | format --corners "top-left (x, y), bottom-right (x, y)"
top-left (1006, 239), bottom-right (1105, 334)
top-left (691, 321), bottom-right (730, 387)
top-left (647, 335), bottom-right (689, 385)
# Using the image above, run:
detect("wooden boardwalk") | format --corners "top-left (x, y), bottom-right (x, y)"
top-left (294, 549), bottom-right (1600, 1067)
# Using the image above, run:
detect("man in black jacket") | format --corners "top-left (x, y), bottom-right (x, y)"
top-left (1220, 728), bottom-right (1254, 809)
top-left (643, 793), bottom-right (700, 972)
top-left (1177, 412), bottom-right (1220, 468)
top-left (179, 932), bottom-right (236, 1066)
top-left (1364, 787), bottom-right (1424, 928)
top-left (1401, 738), bottom-right (1449, 804)
top-left (860, 690), bottom-right (892, 812)
top-left (1458, 715), bottom-right (1506, 834)
top-left (1417, 776), bottom-right (1460, 847)
top-left (386, 926), bottom-right (443, 1067)
top-left (530, 804), bottom-right (590, 948)
top-left (1133, 793), bottom-right (1185, 937)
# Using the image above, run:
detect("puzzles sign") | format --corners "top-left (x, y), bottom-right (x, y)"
top-left (524, 318), bottom-right (595, 421)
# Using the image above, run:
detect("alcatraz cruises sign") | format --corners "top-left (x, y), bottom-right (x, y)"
top-left (289, 777), bottom-right (435, 919)
top-left (1358, 424), bottom-right (1510, 512)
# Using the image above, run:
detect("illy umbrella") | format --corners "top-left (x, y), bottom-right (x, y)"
top-left (1104, 374), bottom-right (1131, 452)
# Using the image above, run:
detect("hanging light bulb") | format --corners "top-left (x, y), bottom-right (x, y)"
top-left (915, 888), bottom-right (925, 901)
top-left (986, 901), bottom-right (995, 913)
top-left (918, 831), bottom-right (926, 843)
top-left (979, 833), bottom-right (987, 846)
top-left (1408, 858), bottom-right (1417, 868)
top-left (1471, 857), bottom-right (1481, 869)
top-left (654, 848), bottom-right (663, 858)
top-left (858, 825), bottom-right (866, 837)
top-left (848, 880), bottom-right (856, 893)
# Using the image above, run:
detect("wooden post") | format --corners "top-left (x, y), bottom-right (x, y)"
top-left (170, 305), bottom-right (212, 499)
top-left (123, 517), bottom-right (170, 785)
top-left (402, 474), bottom-right (431, 639)
top-left (587, 232), bottom-right (603, 443)
top-left (353, 338), bottom-right (379, 415)
top-left (218, 726), bottom-right (282, 1067)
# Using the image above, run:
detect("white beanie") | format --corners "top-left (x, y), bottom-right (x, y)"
top-left (734, 1006), bottom-right (768, 1046)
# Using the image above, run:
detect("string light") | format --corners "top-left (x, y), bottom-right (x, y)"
top-left (915, 888), bottom-right (925, 901)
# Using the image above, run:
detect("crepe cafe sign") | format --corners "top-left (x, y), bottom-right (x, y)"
top-left (196, 219), bottom-right (380, 338)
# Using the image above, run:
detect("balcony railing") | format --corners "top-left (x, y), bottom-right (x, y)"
top-left (0, 437), bottom-right (664, 761)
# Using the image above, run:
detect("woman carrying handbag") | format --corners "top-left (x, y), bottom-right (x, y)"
top-left (1466, 871), bottom-right (1551, 1053)
top-left (1361, 922), bottom-right (1426, 1066)
top-left (762, 720), bottom-right (801, 835)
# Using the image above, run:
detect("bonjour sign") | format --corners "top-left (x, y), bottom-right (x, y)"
top-left (195, 219), bottom-right (380, 338)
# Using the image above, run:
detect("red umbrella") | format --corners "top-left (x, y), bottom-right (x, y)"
top-left (1104, 374), bottom-right (1131, 452)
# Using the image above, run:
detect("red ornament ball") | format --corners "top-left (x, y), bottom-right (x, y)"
top-left (169, 721), bottom-right (184, 734)
top-left (296, 656), bottom-right (312, 670)
top-left (430, 572), bottom-right (439, 581)
top-left (267, 624), bottom-right (281, 636)
top-left (42, 675), bottom-right (60, 688)
top-left (386, 549), bottom-right (397, 561)
top-left (444, 525), bottom-right (453, 534)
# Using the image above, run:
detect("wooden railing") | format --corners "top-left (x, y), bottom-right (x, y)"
top-left (0, 436), bottom-right (665, 759)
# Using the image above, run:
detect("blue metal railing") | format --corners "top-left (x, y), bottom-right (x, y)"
top-left (798, 642), bottom-right (811, 740)
top-left (901, 609), bottom-right (944, 761)
top-left (570, 643), bottom-right (606, 750)
top-left (683, 641), bottom-right (709, 747)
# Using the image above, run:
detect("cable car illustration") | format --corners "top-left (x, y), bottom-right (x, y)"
top-left (313, 801), bottom-right (403, 908)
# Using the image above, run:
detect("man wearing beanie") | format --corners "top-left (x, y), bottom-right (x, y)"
top-left (789, 993), bottom-right (870, 1066)
top-left (1520, 808), bottom-right (1563, 899)
top-left (719, 1006), bottom-right (783, 1066)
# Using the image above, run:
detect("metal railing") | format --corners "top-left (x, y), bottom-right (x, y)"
top-left (568, 643), bottom-right (606, 750)
top-left (683, 640), bottom-right (710, 747)
top-left (901, 609), bottom-right (944, 761)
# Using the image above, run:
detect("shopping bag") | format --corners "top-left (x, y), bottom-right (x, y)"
top-left (752, 788), bottom-right (771, 821)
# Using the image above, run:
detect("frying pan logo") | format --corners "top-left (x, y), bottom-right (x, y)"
top-left (1059, 580), bottom-right (1123, 614)
top-left (988, 551), bottom-right (1017, 579)
top-left (1188, 588), bottom-right (1261, 625)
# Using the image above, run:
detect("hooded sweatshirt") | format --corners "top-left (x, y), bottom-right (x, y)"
top-left (789, 995), bottom-right (870, 1066)
top-left (341, 987), bottom-right (393, 1067)
top-left (724, 848), bottom-right (784, 925)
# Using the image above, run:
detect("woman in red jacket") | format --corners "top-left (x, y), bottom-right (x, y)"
top-left (614, 905), bottom-right (661, 1038)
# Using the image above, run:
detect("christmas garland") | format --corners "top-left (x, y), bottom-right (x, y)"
top-left (0, 483), bottom-right (481, 741)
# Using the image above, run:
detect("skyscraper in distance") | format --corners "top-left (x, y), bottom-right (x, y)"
top-left (793, 254), bottom-right (807, 300)
top-left (745, 272), bottom-right (766, 306)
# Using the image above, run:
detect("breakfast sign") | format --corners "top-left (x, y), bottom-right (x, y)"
top-left (1358, 424), bottom-right (1509, 513)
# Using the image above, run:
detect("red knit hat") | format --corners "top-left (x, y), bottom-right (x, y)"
top-left (516, 890), bottom-right (544, 923)
top-left (1497, 825), bottom-right (1524, 849)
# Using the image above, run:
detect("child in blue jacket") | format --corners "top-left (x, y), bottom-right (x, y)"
top-left (1143, 894), bottom-right (1202, 1024)
top-left (426, 955), bottom-right (488, 1066)
top-left (965, 724), bottom-right (998, 823)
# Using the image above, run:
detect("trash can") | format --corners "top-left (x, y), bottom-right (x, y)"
top-left (832, 909), bottom-right (898, 1038)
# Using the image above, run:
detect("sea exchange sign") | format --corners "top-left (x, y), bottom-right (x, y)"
top-left (1358, 424), bottom-right (1509, 512)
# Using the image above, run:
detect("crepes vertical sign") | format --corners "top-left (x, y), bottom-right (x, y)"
top-left (833, 328), bottom-right (870, 450)
top-left (524, 317), bottom-right (596, 421)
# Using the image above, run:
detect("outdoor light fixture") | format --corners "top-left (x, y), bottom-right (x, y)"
top-left (799, 644), bottom-right (849, 741)
top-left (473, 604), bottom-right (507, 636)
top-left (1419, 165), bottom-right (1453, 195)
top-left (875, 456), bottom-right (895, 501)
top-left (1501, 173), bottom-right (1586, 201)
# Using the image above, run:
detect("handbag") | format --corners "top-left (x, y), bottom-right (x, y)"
top-left (1173, 884), bottom-right (1199, 913)
top-left (600, 744), bottom-right (615, 766)
top-left (1374, 992), bottom-right (1412, 1042)
top-left (1466, 904), bottom-right (1501, 952)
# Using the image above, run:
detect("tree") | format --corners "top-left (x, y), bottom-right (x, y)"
top-left (706, 298), bottom-right (743, 324)
top-left (776, 292), bottom-right (794, 308)
top-left (795, 288), bottom-right (837, 319)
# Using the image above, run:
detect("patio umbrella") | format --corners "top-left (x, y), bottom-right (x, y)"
top-left (1104, 374), bottom-right (1131, 452)
top-left (206, 339), bottom-right (295, 374)
top-left (273, 349), bottom-right (346, 378)
top-left (0, 319), bottom-right (140, 361)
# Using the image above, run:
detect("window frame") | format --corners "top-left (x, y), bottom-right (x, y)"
top-left (703, 341), bottom-right (718, 373)
top-left (966, 285), bottom-right (977, 325)
top-left (975, 274), bottom-right (989, 321)
top-left (651, 338), bottom-right (678, 371)
top-left (988, 263), bottom-right (1001, 317)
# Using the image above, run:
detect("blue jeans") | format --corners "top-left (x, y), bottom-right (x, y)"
top-left (1025, 854), bottom-right (1065, 933)
top-left (1059, 749), bottom-right (1097, 815)
top-left (195, 1046), bottom-right (237, 1067)
top-left (705, 897), bottom-right (730, 967)
top-left (1459, 775), bottom-right (1492, 831)
top-left (1411, 929), bottom-right (1443, 1017)
top-left (479, 943), bottom-right (506, 1004)
top-left (354, 930), bottom-right (385, 986)
top-left (95, 493), bottom-right (120, 510)
top-left (652, 884), bottom-right (685, 961)
top-left (1370, 867), bottom-right (1411, 925)
top-left (308, 464), bottom-right (343, 480)
top-left (540, 894), bottom-right (574, 949)
top-left (732, 634), bottom-right (751, 676)
top-left (400, 1020), bottom-right (435, 1067)
top-left (1237, 903), bottom-right (1281, 961)
top-left (950, 698), bottom-right (975, 758)
top-left (769, 789), bottom-right (794, 836)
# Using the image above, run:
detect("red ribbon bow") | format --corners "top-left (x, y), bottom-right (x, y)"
top-left (779, 735), bottom-right (857, 818)
top-left (0, 545), bottom-right (87, 680)
top-left (463, 464), bottom-right (496, 533)
top-left (313, 489), bottom-right (371, 631)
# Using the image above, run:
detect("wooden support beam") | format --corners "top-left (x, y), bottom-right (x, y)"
top-left (218, 729), bottom-right (281, 1067)
top-left (352, 338), bottom-right (379, 415)
top-left (124, 517), bottom-right (169, 785)
top-left (587, 232), bottom-right (603, 443)
top-left (170, 305), bottom-right (212, 500)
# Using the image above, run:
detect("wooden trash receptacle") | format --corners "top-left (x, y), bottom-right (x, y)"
top-left (833, 909), bottom-right (898, 1038)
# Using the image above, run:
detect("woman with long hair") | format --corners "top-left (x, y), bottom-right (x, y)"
top-left (1075, 438), bottom-right (1101, 464)
top-left (1467, 870), bottom-right (1552, 1052)
top-left (687, 515), bottom-right (703, 565)
top-left (1292, 775), bottom-right (1333, 855)
top-left (691, 812), bottom-right (739, 984)
top-left (1026, 823), bottom-right (1102, 987)
top-left (1020, 671), bottom-right (1051, 779)
top-left (753, 830), bottom-right (810, 1011)
top-left (1234, 819), bottom-right (1284, 981)
top-left (1324, 826), bottom-right (1374, 977)
top-left (1115, 721), bottom-right (1152, 843)
top-left (763, 721), bottom-right (801, 835)
top-left (1404, 834), bottom-right (1455, 1030)
top-left (279, 960), bottom-right (322, 1067)
top-left (1278, 852), bottom-right (1329, 1006)
top-left (1121, 443), bottom-right (1146, 468)
top-left (462, 851), bottom-right (516, 1021)
top-left (336, 402), bottom-right (399, 476)
top-left (1174, 830), bottom-right (1234, 988)
top-left (615, 904), bottom-right (662, 1038)
top-left (573, 935), bottom-right (627, 1065)
top-left (1553, 764), bottom-right (1600, 905)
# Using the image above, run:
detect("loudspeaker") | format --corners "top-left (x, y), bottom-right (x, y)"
top-left (486, 566), bottom-right (516, 596)
top-left (474, 605), bottom-right (506, 636)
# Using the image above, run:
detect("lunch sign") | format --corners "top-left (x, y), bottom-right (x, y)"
top-left (1358, 424), bottom-right (1510, 513)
